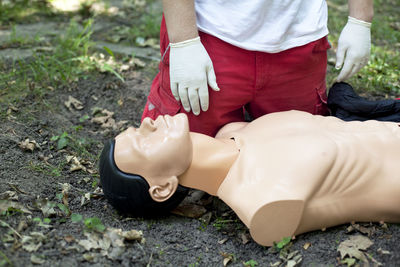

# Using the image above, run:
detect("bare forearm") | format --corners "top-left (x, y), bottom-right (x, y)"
top-left (348, 0), bottom-right (374, 22)
top-left (162, 0), bottom-right (198, 43)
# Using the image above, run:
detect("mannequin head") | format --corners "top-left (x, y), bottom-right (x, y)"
top-left (99, 114), bottom-right (192, 216)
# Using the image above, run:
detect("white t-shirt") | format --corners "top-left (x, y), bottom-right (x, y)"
top-left (194, 0), bottom-right (329, 53)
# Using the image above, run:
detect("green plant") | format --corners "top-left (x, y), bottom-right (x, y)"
top-left (51, 131), bottom-right (70, 150)
top-left (84, 217), bottom-right (105, 233)
top-left (212, 218), bottom-right (238, 231)
top-left (0, 250), bottom-right (12, 267)
top-left (33, 217), bottom-right (51, 228)
top-left (274, 236), bottom-right (291, 250)
top-left (244, 259), bottom-right (258, 267)
top-left (1, 206), bottom-right (24, 217)
top-left (70, 213), bottom-right (83, 223)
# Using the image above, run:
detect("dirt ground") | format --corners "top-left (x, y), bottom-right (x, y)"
top-left (1, 2), bottom-right (400, 267)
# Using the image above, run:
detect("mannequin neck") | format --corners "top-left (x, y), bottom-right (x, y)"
top-left (178, 132), bottom-right (239, 195)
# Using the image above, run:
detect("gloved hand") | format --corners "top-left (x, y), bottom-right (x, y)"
top-left (169, 37), bottom-right (219, 116)
top-left (336, 16), bottom-right (371, 82)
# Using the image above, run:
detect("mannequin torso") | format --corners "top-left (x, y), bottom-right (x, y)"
top-left (215, 111), bottom-right (400, 245)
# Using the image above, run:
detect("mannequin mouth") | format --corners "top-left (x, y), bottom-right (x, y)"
top-left (163, 116), bottom-right (170, 128)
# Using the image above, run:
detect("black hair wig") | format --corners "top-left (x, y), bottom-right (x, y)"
top-left (99, 139), bottom-right (189, 217)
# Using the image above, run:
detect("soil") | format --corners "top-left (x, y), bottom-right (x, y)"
top-left (1, 3), bottom-right (400, 267)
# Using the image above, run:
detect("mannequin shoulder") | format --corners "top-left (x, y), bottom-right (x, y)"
top-left (216, 122), bottom-right (249, 139)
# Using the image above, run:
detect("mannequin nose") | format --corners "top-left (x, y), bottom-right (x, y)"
top-left (139, 118), bottom-right (157, 133)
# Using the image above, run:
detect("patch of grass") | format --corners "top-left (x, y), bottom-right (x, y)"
top-left (0, 250), bottom-right (13, 267)
top-left (129, 13), bottom-right (161, 44)
top-left (0, 0), bottom-right (53, 25)
top-left (212, 217), bottom-right (240, 231)
top-left (327, 0), bottom-right (400, 95)
top-left (28, 161), bottom-right (65, 177)
top-left (0, 17), bottom-right (123, 106)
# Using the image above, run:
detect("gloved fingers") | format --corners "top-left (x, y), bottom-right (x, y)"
top-left (206, 66), bottom-right (220, 92)
top-left (188, 87), bottom-right (201, 116)
top-left (336, 56), bottom-right (353, 82)
top-left (360, 58), bottom-right (369, 69)
top-left (170, 81), bottom-right (180, 102)
top-left (198, 84), bottom-right (209, 112)
top-left (347, 63), bottom-right (362, 80)
top-left (335, 44), bottom-right (347, 70)
top-left (178, 85), bottom-right (191, 113)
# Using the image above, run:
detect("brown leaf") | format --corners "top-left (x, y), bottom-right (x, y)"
top-left (0, 200), bottom-right (31, 214)
top-left (303, 242), bottom-right (311, 250)
top-left (19, 138), bottom-right (39, 152)
top-left (30, 254), bottom-right (45, 265)
top-left (240, 232), bottom-right (250, 245)
top-left (91, 108), bottom-right (128, 130)
top-left (64, 235), bottom-right (75, 243)
top-left (377, 248), bottom-right (391, 255)
top-left (0, 191), bottom-right (18, 201)
top-left (64, 95), bottom-right (84, 111)
top-left (337, 235), bottom-right (373, 262)
top-left (121, 229), bottom-right (143, 242)
top-left (66, 156), bottom-right (87, 172)
top-left (218, 238), bottom-right (228, 244)
top-left (220, 252), bottom-right (234, 266)
top-left (171, 204), bottom-right (207, 218)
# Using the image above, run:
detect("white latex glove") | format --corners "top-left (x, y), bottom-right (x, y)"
top-left (336, 16), bottom-right (371, 82)
top-left (169, 37), bottom-right (219, 116)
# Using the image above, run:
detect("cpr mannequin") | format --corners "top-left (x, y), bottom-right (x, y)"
top-left (100, 111), bottom-right (400, 246)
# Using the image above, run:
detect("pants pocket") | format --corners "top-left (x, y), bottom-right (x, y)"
top-left (147, 73), bottom-right (181, 116)
top-left (314, 81), bottom-right (329, 115)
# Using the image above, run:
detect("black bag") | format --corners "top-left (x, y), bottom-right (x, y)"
top-left (327, 82), bottom-right (400, 122)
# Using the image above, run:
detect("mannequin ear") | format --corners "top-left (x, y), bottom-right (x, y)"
top-left (148, 176), bottom-right (179, 202)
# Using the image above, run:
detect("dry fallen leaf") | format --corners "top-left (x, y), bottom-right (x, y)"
top-left (121, 229), bottom-right (143, 242)
top-left (377, 247), bottom-right (391, 255)
top-left (0, 200), bottom-right (31, 214)
top-left (240, 232), bottom-right (250, 245)
top-left (91, 108), bottom-right (127, 131)
top-left (81, 192), bottom-right (91, 206)
top-left (21, 232), bottom-right (47, 252)
top-left (220, 252), bottom-right (234, 266)
top-left (66, 155), bottom-right (87, 172)
top-left (30, 254), bottom-right (45, 265)
top-left (337, 235), bottom-right (373, 262)
top-left (64, 95), bottom-right (84, 111)
top-left (0, 191), bottom-right (18, 201)
top-left (78, 228), bottom-right (144, 261)
top-left (218, 238), bottom-right (228, 245)
top-left (19, 138), bottom-right (39, 152)
top-left (347, 223), bottom-right (375, 236)
top-left (34, 199), bottom-right (56, 217)
top-left (170, 204), bottom-right (207, 218)
top-left (303, 242), bottom-right (311, 250)
top-left (64, 235), bottom-right (75, 243)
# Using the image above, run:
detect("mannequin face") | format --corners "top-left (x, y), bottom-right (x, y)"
top-left (114, 113), bottom-right (193, 183)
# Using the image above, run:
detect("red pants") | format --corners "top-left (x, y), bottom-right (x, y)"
top-left (142, 17), bottom-right (331, 136)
